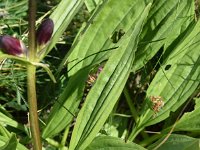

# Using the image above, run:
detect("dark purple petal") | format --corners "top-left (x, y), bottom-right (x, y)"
top-left (0, 35), bottom-right (27, 56)
top-left (36, 18), bottom-right (54, 46)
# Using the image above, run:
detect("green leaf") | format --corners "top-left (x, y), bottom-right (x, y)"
top-left (67, 0), bottom-right (153, 76)
top-left (42, 67), bottom-right (90, 138)
top-left (102, 115), bottom-right (129, 139)
top-left (43, 0), bottom-right (85, 58)
top-left (43, 0), bottom-right (152, 138)
top-left (84, 0), bottom-right (102, 12)
top-left (175, 98), bottom-right (200, 132)
top-left (31, 62), bottom-right (56, 83)
top-left (133, 0), bottom-right (195, 71)
top-left (148, 134), bottom-right (200, 150)
top-left (0, 124), bottom-right (11, 138)
top-left (0, 134), bottom-right (17, 150)
top-left (0, 111), bottom-right (25, 131)
top-left (85, 136), bottom-right (147, 150)
top-left (129, 19), bottom-right (200, 141)
top-left (0, 133), bottom-right (27, 150)
top-left (69, 3), bottom-right (151, 150)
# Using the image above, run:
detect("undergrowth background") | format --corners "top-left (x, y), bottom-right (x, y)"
top-left (0, 0), bottom-right (200, 150)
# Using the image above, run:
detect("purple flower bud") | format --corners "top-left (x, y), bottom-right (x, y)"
top-left (0, 35), bottom-right (27, 56)
top-left (36, 18), bottom-right (54, 46)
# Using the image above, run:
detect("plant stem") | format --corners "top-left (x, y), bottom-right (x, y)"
top-left (123, 87), bottom-right (138, 121)
top-left (28, 0), bottom-right (36, 61)
top-left (27, 64), bottom-right (42, 150)
top-left (61, 125), bottom-right (70, 147)
top-left (128, 126), bottom-right (142, 141)
top-left (27, 0), bottom-right (42, 149)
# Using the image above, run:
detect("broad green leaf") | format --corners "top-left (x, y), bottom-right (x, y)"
top-left (175, 98), bottom-right (200, 131)
top-left (69, 3), bottom-right (151, 150)
top-left (43, 0), bottom-right (152, 138)
top-left (86, 136), bottom-right (147, 150)
top-left (148, 134), bottom-right (200, 150)
top-left (129, 19), bottom-right (200, 141)
top-left (67, 0), bottom-right (152, 77)
top-left (0, 134), bottom-right (27, 150)
top-left (102, 115), bottom-right (129, 139)
top-left (0, 112), bottom-right (25, 131)
top-left (0, 134), bottom-right (17, 150)
top-left (85, 0), bottom-right (102, 12)
top-left (0, 124), bottom-right (11, 138)
top-left (43, 0), bottom-right (85, 58)
top-left (42, 67), bottom-right (90, 138)
top-left (133, 0), bottom-right (195, 71)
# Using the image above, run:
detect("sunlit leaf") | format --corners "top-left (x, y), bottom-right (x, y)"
top-left (0, 134), bottom-right (27, 150)
top-left (86, 136), bottom-right (146, 150)
top-left (43, 0), bottom-right (152, 138)
top-left (148, 134), bottom-right (200, 150)
top-left (0, 112), bottom-right (25, 131)
top-left (129, 19), bottom-right (200, 141)
top-left (43, 0), bottom-right (85, 58)
top-left (84, 0), bottom-right (102, 12)
top-left (175, 98), bottom-right (200, 131)
top-left (69, 3), bottom-right (151, 150)
top-left (133, 0), bottom-right (195, 71)
top-left (0, 134), bottom-right (17, 150)
top-left (67, 0), bottom-right (153, 76)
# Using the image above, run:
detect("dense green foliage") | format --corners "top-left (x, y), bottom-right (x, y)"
top-left (0, 0), bottom-right (200, 149)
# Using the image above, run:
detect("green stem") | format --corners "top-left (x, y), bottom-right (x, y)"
top-left (27, 0), bottom-right (42, 149)
top-left (46, 138), bottom-right (60, 147)
top-left (123, 87), bottom-right (138, 121)
top-left (128, 126), bottom-right (143, 141)
top-left (61, 125), bottom-right (70, 147)
top-left (27, 65), bottom-right (42, 150)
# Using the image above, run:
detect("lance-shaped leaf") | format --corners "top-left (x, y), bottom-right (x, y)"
top-left (67, 0), bottom-right (153, 77)
top-left (0, 112), bottom-right (25, 132)
top-left (0, 134), bottom-right (17, 150)
top-left (128, 19), bottom-right (200, 141)
top-left (148, 134), bottom-right (200, 150)
top-left (86, 136), bottom-right (147, 150)
top-left (69, 4), bottom-right (151, 150)
top-left (0, 132), bottom-right (27, 150)
top-left (0, 126), bottom-right (27, 150)
top-left (174, 98), bottom-right (200, 132)
top-left (84, 0), bottom-right (102, 12)
top-left (42, 0), bottom-right (85, 59)
top-left (133, 0), bottom-right (194, 71)
top-left (42, 0), bottom-right (152, 138)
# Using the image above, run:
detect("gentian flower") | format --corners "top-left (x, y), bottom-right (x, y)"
top-left (36, 18), bottom-right (54, 47)
top-left (0, 35), bottom-right (27, 56)
top-left (0, 18), bottom-right (53, 57)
